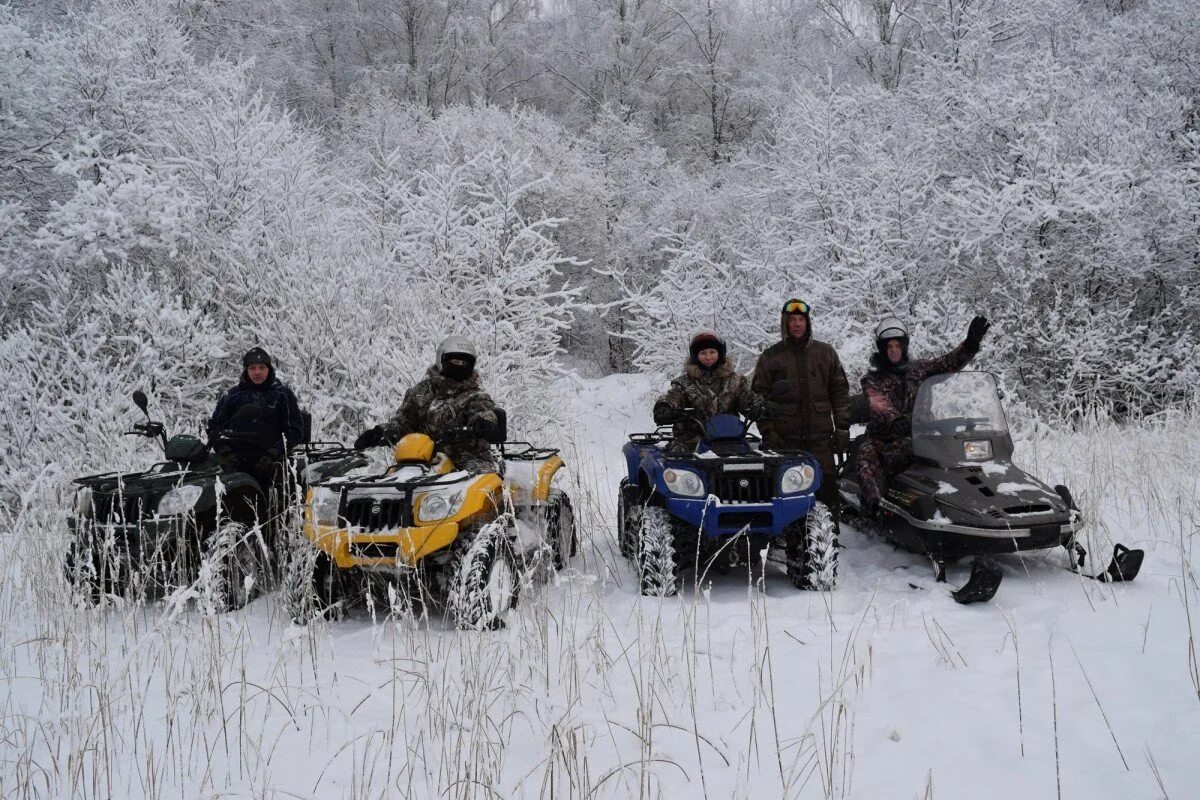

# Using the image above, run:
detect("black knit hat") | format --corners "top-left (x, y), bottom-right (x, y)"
top-left (242, 347), bottom-right (272, 368)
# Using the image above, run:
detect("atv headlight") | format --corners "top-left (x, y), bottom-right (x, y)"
top-left (663, 468), bottom-right (705, 498)
top-left (414, 487), bottom-right (466, 523)
top-left (157, 485), bottom-right (202, 516)
top-left (780, 464), bottom-right (816, 494)
top-left (963, 440), bottom-right (992, 461)
top-left (310, 487), bottom-right (342, 526)
top-left (73, 486), bottom-right (93, 518)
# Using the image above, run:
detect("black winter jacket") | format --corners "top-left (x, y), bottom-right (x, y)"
top-left (207, 370), bottom-right (303, 462)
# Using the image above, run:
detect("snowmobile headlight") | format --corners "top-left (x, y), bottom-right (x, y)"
top-left (963, 440), bottom-right (993, 461)
top-left (414, 488), bottom-right (466, 523)
top-left (663, 468), bottom-right (705, 497)
top-left (73, 486), bottom-right (93, 518)
top-left (780, 464), bottom-right (816, 494)
top-left (311, 487), bottom-right (342, 526)
top-left (157, 485), bottom-right (202, 516)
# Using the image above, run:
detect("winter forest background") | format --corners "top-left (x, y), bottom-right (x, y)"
top-left (2, 2), bottom-right (1200, 798)
top-left (3, 0), bottom-right (1199, 488)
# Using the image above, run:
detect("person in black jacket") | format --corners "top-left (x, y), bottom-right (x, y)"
top-left (208, 347), bottom-right (303, 488)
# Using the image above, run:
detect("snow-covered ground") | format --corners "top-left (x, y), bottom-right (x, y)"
top-left (2, 375), bottom-right (1198, 798)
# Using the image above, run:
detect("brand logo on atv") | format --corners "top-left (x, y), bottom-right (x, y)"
top-left (738, 479), bottom-right (750, 488)
top-left (370, 502), bottom-right (382, 515)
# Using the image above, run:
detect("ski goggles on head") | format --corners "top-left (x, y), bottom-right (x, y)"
top-left (783, 300), bottom-right (811, 315)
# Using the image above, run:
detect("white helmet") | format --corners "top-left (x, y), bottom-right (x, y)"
top-left (436, 335), bottom-right (476, 364)
top-left (874, 317), bottom-right (909, 343)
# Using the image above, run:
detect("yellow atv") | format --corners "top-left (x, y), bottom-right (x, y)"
top-left (285, 414), bottom-right (574, 629)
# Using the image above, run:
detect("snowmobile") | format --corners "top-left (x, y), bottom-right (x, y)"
top-left (839, 371), bottom-right (1144, 603)
top-left (65, 390), bottom-right (325, 611)
top-left (618, 408), bottom-right (837, 596)
top-left (286, 410), bottom-right (576, 629)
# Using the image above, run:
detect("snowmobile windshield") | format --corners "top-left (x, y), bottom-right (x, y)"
top-left (703, 414), bottom-right (747, 441)
top-left (911, 372), bottom-right (1008, 438)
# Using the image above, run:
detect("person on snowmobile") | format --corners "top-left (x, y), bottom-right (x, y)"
top-left (653, 330), bottom-right (773, 453)
top-left (858, 315), bottom-right (991, 518)
top-left (353, 336), bottom-right (501, 474)
top-left (207, 346), bottom-right (304, 489)
top-left (751, 299), bottom-right (852, 513)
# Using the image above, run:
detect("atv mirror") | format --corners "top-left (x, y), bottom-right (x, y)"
top-left (489, 408), bottom-right (508, 445)
top-left (132, 390), bottom-right (149, 415)
top-left (300, 411), bottom-right (313, 444)
top-left (849, 393), bottom-right (870, 425)
top-left (770, 380), bottom-right (791, 399)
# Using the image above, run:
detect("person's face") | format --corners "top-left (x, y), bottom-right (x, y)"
top-left (787, 314), bottom-right (808, 339)
top-left (246, 363), bottom-right (270, 384)
top-left (887, 340), bottom-right (904, 364)
top-left (697, 348), bottom-right (719, 368)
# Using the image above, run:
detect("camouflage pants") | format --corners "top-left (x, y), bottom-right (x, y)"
top-left (857, 437), bottom-right (913, 507)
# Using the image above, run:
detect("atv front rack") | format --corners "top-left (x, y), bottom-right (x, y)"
top-left (501, 441), bottom-right (560, 460)
top-left (628, 426), bottom-right (674, 445)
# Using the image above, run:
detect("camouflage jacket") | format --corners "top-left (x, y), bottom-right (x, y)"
top-left (862, 344), bottom-right (974, 440)
top-left (654, 361), bottom-right (766, 451)
top-left (380, 367), bottom-right (499, 470)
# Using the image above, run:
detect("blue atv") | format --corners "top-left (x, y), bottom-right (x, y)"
top-left (617, 412), bottom-right (838, 595)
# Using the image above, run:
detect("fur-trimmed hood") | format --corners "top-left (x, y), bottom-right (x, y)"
top-left (683, 359), bottom-right (735, 381)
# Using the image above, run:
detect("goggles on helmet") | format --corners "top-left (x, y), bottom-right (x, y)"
top-left (783, 300), bottom-right (811, 315)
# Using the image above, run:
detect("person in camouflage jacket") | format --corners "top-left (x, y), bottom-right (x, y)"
top-left (857, 315), bottom-right (990, 515)
top-left (653, 331), bottom-right (770, 453)
top-left (354, 336), bottom-right (501, 473)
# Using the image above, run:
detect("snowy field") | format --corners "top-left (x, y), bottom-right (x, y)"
top-left (1, 375), bottom-right (1198, 799)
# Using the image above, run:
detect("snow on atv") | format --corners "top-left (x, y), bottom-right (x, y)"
top-left (287, 411), bottom-right (576, 629)
top-left (839, 371), bottom-right (1144, 603)
top-left (65, 390), bottom-right (318, 612)
top-left (618, 409), bottom-right (837, 596)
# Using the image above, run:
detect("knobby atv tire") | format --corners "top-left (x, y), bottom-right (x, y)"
top-left (617, 479), bottom-right (641, 559)
top-left (446, 518), bottom-right (520, 630)
top-left (282, 537), bottom-right (343, 625)
top-left (200, 520), bottom-right (264, 613)
top-left (789, 501), bottom-right (838, 591)
top-left (65, 533), bottom-right (126, 606)
top-left (637, 505), bottom-right (678, 597)
top-left (545, 489), bottom-right (577, 569)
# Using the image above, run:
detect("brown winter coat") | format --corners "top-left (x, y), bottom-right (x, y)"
top-left (380, 366), bottom-right (500, 471)
top-left (750, 314), bottom-right (851, 450)
top-left (654, 360), bottom-right (766, 452)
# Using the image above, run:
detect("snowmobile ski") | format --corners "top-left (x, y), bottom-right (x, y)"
top-left (950, 559), bottom-right (1003, 604)
top-left (1069, 541), bottom-right (1144, 583)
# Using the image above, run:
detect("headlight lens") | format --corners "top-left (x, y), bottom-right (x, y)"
top-left (157, 485), bottom-right (203, 516)
top-left (415, 488), bottom-right (465, 523)
top-left (73, 487), bottom-right (93, 518)
top-left (780, 464), bottom-right (816, 494)
top-left (311, 487), bottom-right (341, 526)
top-left (663, 468), bottom-right (705, 497)
top-left (963, 440), bottom-right (993, 461)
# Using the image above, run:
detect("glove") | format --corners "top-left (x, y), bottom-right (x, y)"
top-left (353, 425), bottom-right (385, 450)
top-left (964, 314), bottom-right (990, 352)
top-left (653, 402), bottom-right (680, 425)
top-left (470, 417), bottom-right (497, 439)
top-left (254, 450), bottom-right (280, 475)
top-left (833, 429), bottom-right (851, 453)
top-left (747, 401), bottom-right (781, 422)
top-left (890, 418), bottom-right (912, 437)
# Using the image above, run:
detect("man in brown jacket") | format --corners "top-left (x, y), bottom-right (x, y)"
top-left (751, 299), bottom-right (852, 512)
